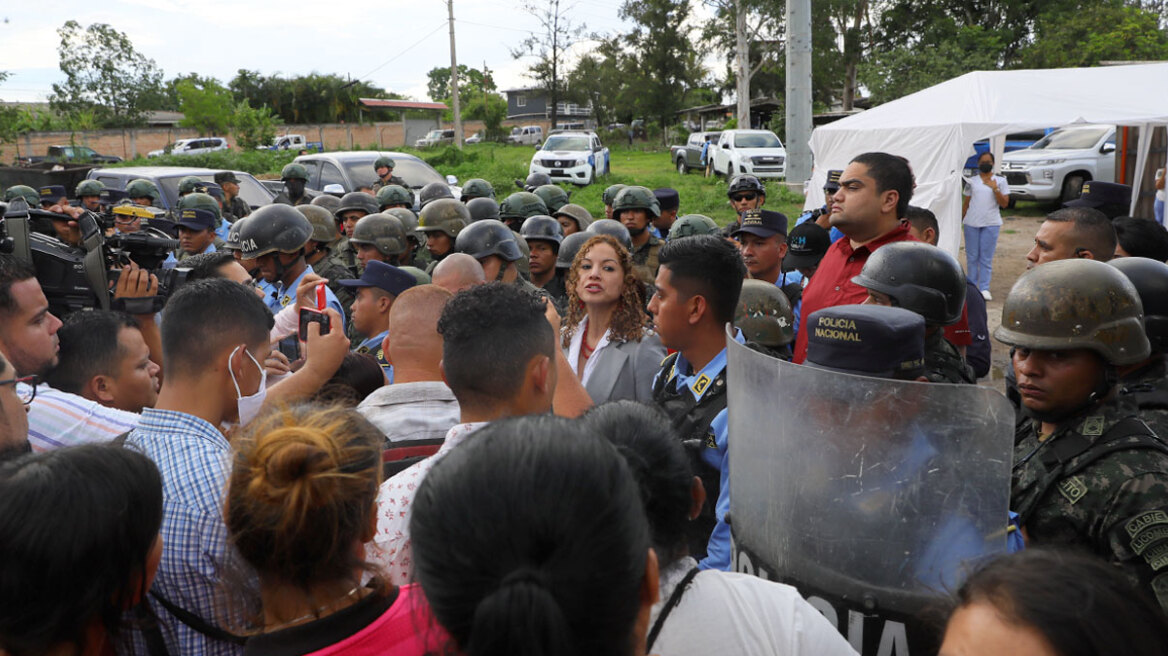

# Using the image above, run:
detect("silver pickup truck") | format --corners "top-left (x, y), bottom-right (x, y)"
top-left (670, 131), bottom-right (721, 174)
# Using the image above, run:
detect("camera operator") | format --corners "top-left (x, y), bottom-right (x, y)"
top-left (36, 186), bottom-right (85, 247)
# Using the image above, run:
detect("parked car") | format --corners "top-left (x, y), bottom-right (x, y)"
top-left (961, 130), bottom-right (1050, 177)
top-left (508, 125), bottom-right (544, 146)
top-left (259, 134), bottom-right (324, 152)
top-left (1000, 124), bottom-right (1116, 204)
top-left (415, 130), bottom-right (455, 148)
top-left (709, 129), bottom-right (787, 180)
top-left (86, 166), bottom-right (275, 212)
top-left (14, 145), bottom-right (122, 166)
top-left (148, 137), bottom-right (229, 158)
top-left (670, 131), bottom-right (722, 174)
top-left (293, 151), bottom-right (457, 196)
top-left (465, 131), bottom-right (484, 144)
top-left (528, 131), bottom-right (610, 186)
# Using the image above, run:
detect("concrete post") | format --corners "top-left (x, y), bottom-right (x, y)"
top-left (785, 0), bottom-right (813, 187)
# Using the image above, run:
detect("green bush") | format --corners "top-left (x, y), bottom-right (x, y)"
top-left (114, 149), bottom-right (298, 177)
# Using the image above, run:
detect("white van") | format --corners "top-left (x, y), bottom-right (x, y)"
top-left (508, 125), bottom-right (544, 145)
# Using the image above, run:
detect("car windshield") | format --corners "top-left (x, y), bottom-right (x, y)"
top-left (155, 173), bottom-right (273, 210)
top-left (734, 132), bottom-right (782, 148)
top-left (425, 131), bottom-right (444, 139)
top-left (342, 158), bottom-right (445, 190)
top-left (543, 136), bottom-right (591, 151)
top-left (1030, 127), bottom-right (1110, 150)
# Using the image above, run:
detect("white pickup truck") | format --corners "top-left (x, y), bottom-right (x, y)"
top-left (709, 129), bottom-right (787, 180)
top-left (260, 134), bottom-right (324, 152)
top-left (1000, 124), bottom-right (1116, 203)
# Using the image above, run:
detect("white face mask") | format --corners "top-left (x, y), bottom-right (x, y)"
top-left (229, 346), bottom-right (267, 426)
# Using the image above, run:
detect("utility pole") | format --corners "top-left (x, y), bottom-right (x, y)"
top-left (785, 0), bottom-right (812, 186)
top-left (735, 0), bottom-right (750, 128)
top-left (447, 0), bottom-right (464, 148)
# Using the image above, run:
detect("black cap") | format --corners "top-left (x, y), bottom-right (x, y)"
top-left (1063, 181), bottom-right (1131, 209)
top-left (214, 171), bottom-right (241, 185)
top-left (175, 208), bottom-right (216, 232)
top-left (805, 305), bottom-right (925, 380)
top-left (823, 169), bottom-right (844, 192)
top-left (39, 185), bottom-right (67, 202)
top-left (337, 260), bottom-right (417, 296)
top-left (653, 187), bottom-right (680, 211)
top-left (783, 221), bottom-right (831, 272)
top-left (732, 209), bottom-right (788, 239)
top-left (199, 181), bottom-right (224, 200)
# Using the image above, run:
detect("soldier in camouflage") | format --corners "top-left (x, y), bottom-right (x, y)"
top-left (611, 186), bottom-right (662, 287)
top-left (1112, 257), bottom-right (1168, 434)
top-left (272, 163), bottom-right (313, 206)
top-left (296, 205), bottom-right (355, 316)
top-left (370, 156), bottom-right (406, 192)
top-left (214, 171), bottom-right (252, 221)
top-left (995, 258), bottom-right (1168, 612)
top-left (333, 192), bottom-right (378, 275)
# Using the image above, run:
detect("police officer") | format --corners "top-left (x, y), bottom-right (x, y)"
top-left (499, 191), bottom-right (549, 233)
top-left (370, 156), bottom-right (406, 192)
top-left (214, 171), bottom-right (251, 221)
top-left (333, 191), bottom-right (378, 275)
top-left (733, 208), bottom-right (803, 302)
top-left (75, 180), bottom-right (105, 212)
top-left (803, 304), bottom-right (926, 379)
top-left (337, 260), bottom-right (417, 381)
top-left (296, 204), bottom-right (355, 315)
top-left (726, 175), bottom-right (766, 232)
top-left (612, 186), bottom-right (662, 286)
top-left (177, 187), bottom-right (230, 241)
top-left (668, 214), bottom-right (720, 241)
top-left (460, 178), bottom-right (495, 202)
top-left (1111, 257), bottom-right (1168, 430)
top-left (795, 169), bottom-right (845, 243)
top-left (273, 163), bottom-right (312, 206)
top-left (126, 179), bottom-right (160, 207)
top-left (533, 184), bottom-right (570, 214)
top-left (601, 184), bottom-right (626, 220)
top-left (417, 198), bottom-right (469, 274)
top-left (375, 185), bottom-right (412, 212)
top-left (995, 258), bottom-right (1168, 613)
top-left (520, 215), bottom-right (566, 306)
top-left (1063, 180), bottom-right (1133, 220)
top-left (173, 207), bottom-right (224, 262)
top-left (349, 213), bottom-right (410, 269)
top-left (652, 188), bottom-right (680, 239)
top-left (734, 279), bottom-right (795, 360)
top-left (852, 241), bottom-right (974, 383)
top-left (553, 203), bottom-right (592, 236)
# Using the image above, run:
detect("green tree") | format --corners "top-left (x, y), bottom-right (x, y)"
top-left (49, 21), bottom-right (165, 128)
top-left (426, 65), bottom-right (495, 102)
top-left (228, 71), bottom-right (399, 124)
top-left (1018, 3), bottom-right (1168, 68)
top-left (511, 0), bottom-right (586, 129)
top-left (621, 0), bottom-right (703, 142)
top-left (859, 25), bottom-right (1003, 104)
top-left (232, 100), bottom-right (281, 150)
top-left (463, 93), bottom-right (509, 140)
top-left (176, 78), bottom-right (235, 136)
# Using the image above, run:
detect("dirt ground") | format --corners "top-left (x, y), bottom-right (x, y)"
top-left (968, 212), bottom-right (1046, 394)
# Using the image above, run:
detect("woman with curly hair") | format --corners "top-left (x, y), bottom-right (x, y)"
top-left (562, 234), bottom-right (665, 403)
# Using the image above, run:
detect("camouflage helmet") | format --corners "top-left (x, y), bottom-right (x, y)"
top-left (399, 266), bottom-right (432, 285)
top-left (296, 205), bottom-right (340, 243)
top-left (385, 208), bottom-right (419, 233)
top-left (419, 182), bottom-right (455, 209)
top-left (467, 197), bottom-right (501, 223)
top-left (376, 184), bottom-right (412, 209)
top-left (587, 219), bottom-right (633, 252)
top-left (349, 213), bottom-right (408, 257)
top-left (417, 198), bottom-right (469, 238)
top-left (602, 184), bottom-right (627, 206)
top-left (556, 232), bottom-right (592, 269)
top-left (1110, 257), bottom-right (1168, 353)
top-left (522, 171), bottom-right (552, 191)
top-left (374, 156), bottom-right (396, 170)
top-left (669, 214), bottom-right (720, 240)
top-left (533, 184), bottom-right (570, 214)
top-left (728, 174), bottom-right (766, 197)
top-left (520, 215), bottom-right (564, 246)
top-left (553, 203), bottom-right (592, 232)
top-left (455, 219), bottom-right (523, 262)
top-left (335, 191), bottom-right (378, 218)
top-left (461, 178), bottom-right (495, 201)
top-left (851, 242), bottom-right (966, 326)
top-left (994, 258), bottom-right (1149, 366)
top-left (224, 216), bottom-right (248, 251)
top-left (75, 179), bottom-right (105, 198)
top-left (177, 192), bottom-right (222, 225)
top-left (4, 185), bottom-right (39, 205)
top-left (126, 179), bottom-right (159, 200)
top-left (311, 193), bottom-right (342, 214)
top-left (178, 175), bottom-right (204, 195)
top-left (612, 185), bottom-right (660, 219)
top-left (280, 163), bottom-right (309, 181)
top-left (734, 279), bottom-right (796, 347)
top-left (237, 204), bottom-right (313, 259)
top-left (499, 192), bottom-right (548, 220)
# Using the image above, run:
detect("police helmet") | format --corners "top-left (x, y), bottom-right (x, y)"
top-left (556, 232), bottom-right (592, 269)
top-left (75, 179), bottom-right (105, 198)
top-left (994, 258), bottom-right (1149, 366)
top-left (281, 163), bottom-right (309, 181)
top-left (533, 185), bottom-right (570, 214)
top-left (461, 178), bottom-right (495, 201)
top-left (467, 197), bottom-right (501, 223)
top-left (728, 175), bottom-right (766, 197)
top-left (126, 179), bottom-right (159, 200)
top-left (1110, 257), bottom-right (1168, 353)
top-left (499, 192), bottom-right (548, 220)
top-left (178, 175), bottom-right (204, 195)
top-left (669, 214), bottom-right (720, 240)
top-left (224, 217), bottom-right (248, 252)
top-left (851, 242), bottom-right (966, 326)
top-left (237, 204), bottom-right (313, 259)
top-left (335, 191), bottom-right (378, 218)
top-left (522, 171), bottom-right (552, 191)
top-left (417, 198), bottom-right (469, 238)
top-left (4, 185), bottom-right (39, 205)
top-left (349, 213), bottom-right (408, 257)
top-left (520, 215), bottom-right (564, 247)
top-left (587, 219), bottom-right (633, 252)
top-left (735, 279), bottom-right (796, 347)
top-left (376, 184), bottom-right (413, 209)
top-left (419, 182), bottom-right (455, 209)
top-left (455, 219), bottom-right (523, 262)
top-left (612, 185), bottom-right (660, 219)
top-left (297, 205), bottom-right (340, 243)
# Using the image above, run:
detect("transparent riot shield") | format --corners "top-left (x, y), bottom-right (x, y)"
top-left (727, 330), bottom-right (1015, 656)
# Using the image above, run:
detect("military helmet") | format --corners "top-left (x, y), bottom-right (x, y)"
top-left (296, 205), bottom-right (340, 243)
top-left (1110, 257), bottom-right (1168, 353)
top-left (499, 192), bottom-right (548, 220)
top-left (4, 185), bottom-right (39, 205)
top-left (385, 208), bottom-right (419, 233)
top-left (224, 217), bottom-right (247, 252)
top-left (280, 163), bottom-right (309, 181)
top-left (522, 172), bottom-right (552, 191)
top-left (419, 182), bottom-right (455, 209)
top-left (178, 175), bottom-right (204, 195)
top-left (417, 198), bottom-right (469, 238)
top-left (612, 185), bottom-right (660, 219)
top-left (728, 175), bottom-right (766, 197)
top-left (237, 204), bottom-right (313, 259)
top-left (461, 178), bottom-right (495, 201)
top-left (602, 184), bottom-right (626, 206)
top-left (735, 279), bottom-right (796, 347)
top-left (467, 197), bottom-right (501, 223)
top-left (177, 192), bottom-right (222, 225)
top-left (994, 258), bottom-right (1149, 366)
top-left (311, 193), bottom-right (342, 214)
top-left (376, 184), bottom-right (412, 209)
top-left (554, 203), bottom-right (592, 231)
top-left (335, 191), bottom-right (378, 218)
top-left (455, 219), bottom-right (523, 262)
top-left (520, 215), bottom-right (564, 246)
top-left (126, 179), bottom-right (159, 200)
top-left (587, 219), bottom-right (633, 252)
top-left (851, 242), bottom-right (966, 326)
top-left (533, 184), bottom-right (570, 214)
top-left (75, 179), bottom-right (105, 197)
top-left (374, 156), bottom-right (396, 170)
top-left (669, 214), bottom-right (720, 240)
top-left (349, 213), bottom-right (408, 257)
top-left (556, 232), bottom-right (592, 269)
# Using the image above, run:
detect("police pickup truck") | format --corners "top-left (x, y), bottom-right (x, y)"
top-left (527, 131), bottom-right (610, 186)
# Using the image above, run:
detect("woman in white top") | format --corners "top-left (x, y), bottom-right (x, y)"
top-left (962, 151), bottom-right (1009, 301)
top-left (562, 234), bottom-right (665, 403)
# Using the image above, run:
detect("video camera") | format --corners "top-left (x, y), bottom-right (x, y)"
top-left (1, 197), bottom-right (190, 318)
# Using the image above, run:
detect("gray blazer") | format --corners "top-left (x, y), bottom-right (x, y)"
top-left (579, 331), bottom-right (667, 404)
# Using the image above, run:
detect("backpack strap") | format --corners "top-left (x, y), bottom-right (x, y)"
top-left (645, 567), bottom-right (700, 652)
top-left (150, 591), bottom-right (248, 646)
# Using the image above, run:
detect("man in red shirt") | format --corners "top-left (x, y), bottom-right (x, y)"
top-left (793, 152), bottom-right (917, 363)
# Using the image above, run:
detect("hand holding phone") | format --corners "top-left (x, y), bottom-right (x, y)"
top-left (298, 307), bottom-right (330, 341)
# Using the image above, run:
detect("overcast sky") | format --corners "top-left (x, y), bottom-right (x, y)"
top-left (0, 0), bottom-right (677, 105)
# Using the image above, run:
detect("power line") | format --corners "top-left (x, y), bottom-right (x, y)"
top-left (356, 21), bottom-right (449, 80)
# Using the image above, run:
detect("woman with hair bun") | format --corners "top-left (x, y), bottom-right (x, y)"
top-left (226, 403), bottom-right (445, 655)
top-left (409, 414), bottom-right (659, 656)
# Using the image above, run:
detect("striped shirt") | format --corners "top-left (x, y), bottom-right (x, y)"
top-left (23, 383), bottom-right (138, 452)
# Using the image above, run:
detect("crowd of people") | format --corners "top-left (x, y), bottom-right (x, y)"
top-left (1, 148), bottom-right (1168, 656)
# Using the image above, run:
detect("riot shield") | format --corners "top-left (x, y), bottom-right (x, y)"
top-left (727, 329), bottom-right (1014, 656)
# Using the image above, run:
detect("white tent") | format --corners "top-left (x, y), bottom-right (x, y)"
top-left (804, 62), bottom-right (1168, 256)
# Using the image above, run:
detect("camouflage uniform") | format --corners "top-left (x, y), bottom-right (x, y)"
top-left (331, 236), bottom-right (360, 277)
top-left (370, 175), bottom-right (406, 192)
top-left (630, 233), bottom-right (661, 287)
top-left (225, 195), bottom-right (251, 221)
top-left (309, 250), bottom-right (356, 316)
top-left (1123, 355), bottom-right (1168, 436)
top-left (1011, 399), bottom-right (1168, 611)
top-left (272, 191), bottom-right (312, 207)
top-left (924, 330), bottom-right (975, 384)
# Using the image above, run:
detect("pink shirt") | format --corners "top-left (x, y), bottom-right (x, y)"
top-left (304, 584), bottom-right (449, 656)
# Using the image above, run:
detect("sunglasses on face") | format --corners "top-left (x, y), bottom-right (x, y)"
top-left (731, 193), bottom-right (758, 202)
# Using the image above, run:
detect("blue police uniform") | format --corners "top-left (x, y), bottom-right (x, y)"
top-left (356, 330), bottom-right (394, 383)
top-left (796, 210), bottom-right (845, 243)
top-left (266, 264), bottom-right (346, 326)
top-left (215, 218), bottom-right (233, 242)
